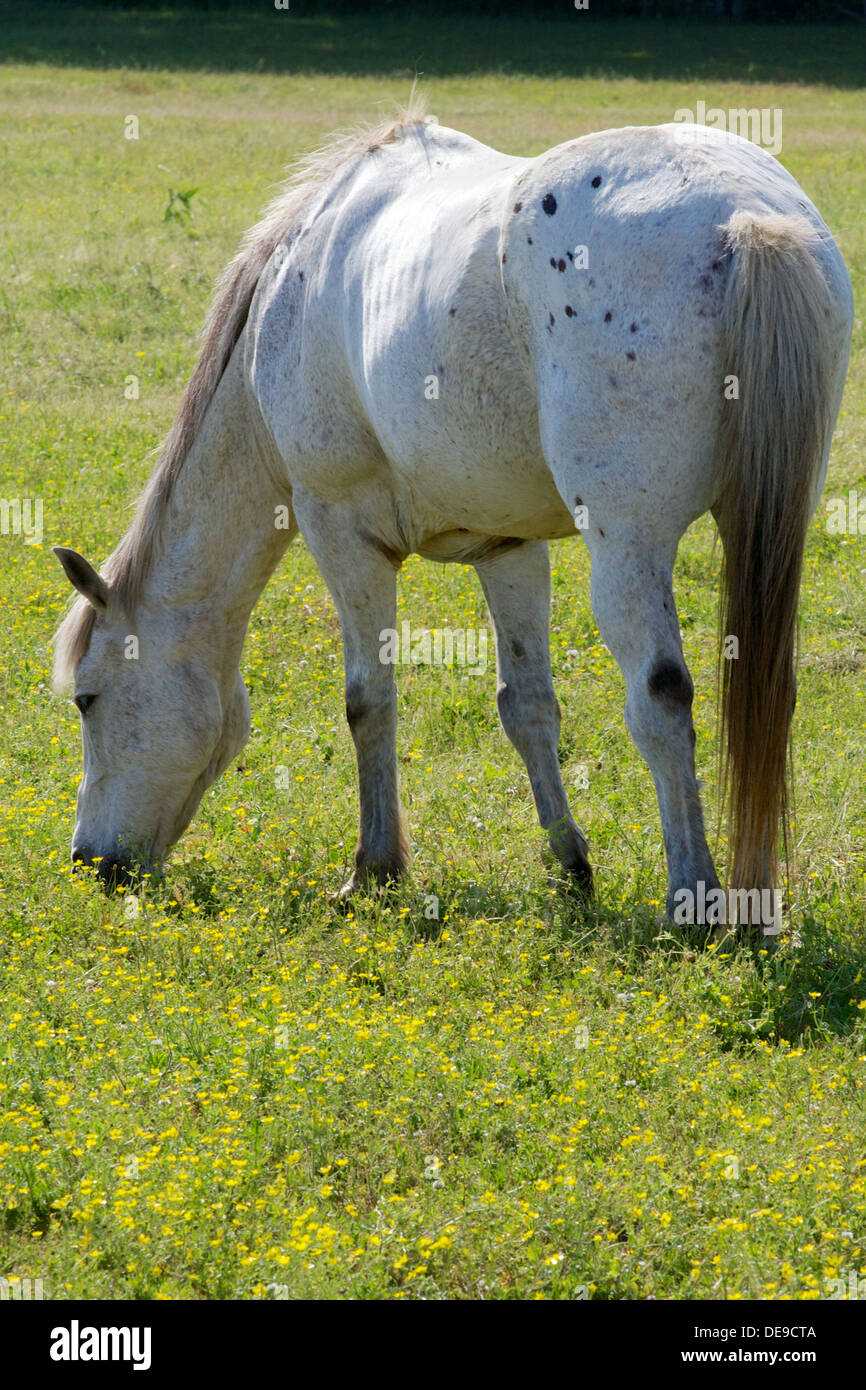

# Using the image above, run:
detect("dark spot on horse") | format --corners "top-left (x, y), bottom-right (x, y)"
top-left (549, 312), bottom-right (555, 326)
top-left (712, 260), bottom-right (723, 272)
top-left (565, 305), bottom-right (574, 317)
top-left (550, 257), bottom-right (557, 268)
top-left (542, 193), bottom-right (557, 215)
top-left (591, 175), bottom-right (602, 188)
top-left (630, 322), bottom-right (638, 332)
top-left (511, 639), bottom-right (526, 661)
top-left (604, 311), bottom-right (612, 323)
top-left (566, 250), bottom-right (573, 261)
top-left (700, 274), bottom-right (713, 292)
top-left (682, 176), bottom-right (689, 185)
top-left (558, 259), bottom-right (566, 272)
top-left (648, 659), bottom-right (694, 707)
top-left (608, 373), bottom-right (618, 389)
top-left (626, 351), bottom-right (636, 361)
top-left (501, 252), bottom-right (507, 264)
top-left (574, 496), bottom-right (583, 508)
top-left (527, 236), bottom-right (533, 244)
top-left (514, 201), bottom-right (523, 212)
top-left (588, 277), bottom-right (595, 287)
top-left (598, 528), bottom-right (605, 538)
top-left (298, 269), bottom-right (304, 281)
top-left (449, 307), bottom-right (456, 316)
top-left (437, 365), bottom-right (444, 375)
top-left (345, 684), bottom-right (367, 730)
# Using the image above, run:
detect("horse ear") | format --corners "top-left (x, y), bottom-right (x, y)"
top-left (52, 547), bottom-right (110, 611)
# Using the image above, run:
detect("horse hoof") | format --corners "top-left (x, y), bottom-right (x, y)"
top-left (567, 859), bottom-right (594, 897)
top-left (332, 876), bottom-right (361, 909)
top-left (333, 864), bottom-right (405, 908)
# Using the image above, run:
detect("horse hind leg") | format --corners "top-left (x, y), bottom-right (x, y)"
top-left (475, 540), bottom-right (592, 893)
top-left (586, 531), bottom-right (720, 926)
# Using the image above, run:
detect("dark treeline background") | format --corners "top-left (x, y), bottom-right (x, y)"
top-left (55, 0), bottom-right (866, 24)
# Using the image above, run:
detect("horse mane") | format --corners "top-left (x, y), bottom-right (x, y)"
top-left (53, 91), bottom-right (429, 690)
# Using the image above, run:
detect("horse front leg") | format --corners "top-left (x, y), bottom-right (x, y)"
top-left (293, 493), bottom-right (409, 895)
top-left (475, 540), bottom-right (592, 893)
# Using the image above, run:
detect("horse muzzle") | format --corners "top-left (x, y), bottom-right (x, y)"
top-left (72, 844), bottom-right (147, 891)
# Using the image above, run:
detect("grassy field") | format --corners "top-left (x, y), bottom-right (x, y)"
top-left (2, 7), bottom-right (866, 1300)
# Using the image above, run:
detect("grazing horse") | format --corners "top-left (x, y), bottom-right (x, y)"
top-left (53, 99), bottom-right (853, 928)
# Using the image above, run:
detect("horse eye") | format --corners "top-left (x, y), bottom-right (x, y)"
top-left (74, 693), bottom-right (97, 715)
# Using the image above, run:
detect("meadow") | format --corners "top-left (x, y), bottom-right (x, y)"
top-left (1, 6), bottom-right (866, 1300)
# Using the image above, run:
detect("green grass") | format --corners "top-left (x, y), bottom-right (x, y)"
top-left (1, 9), bottom-right (866, 1300)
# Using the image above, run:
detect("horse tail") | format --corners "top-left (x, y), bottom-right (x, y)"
top-left (715, 210), bottom-right (836, 896)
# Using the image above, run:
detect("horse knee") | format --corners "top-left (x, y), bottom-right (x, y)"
top-left (497, 680), bottom-right (559, 743)
top-left (345, 676), bottom-right (395, 733)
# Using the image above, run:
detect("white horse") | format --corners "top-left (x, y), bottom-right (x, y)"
top-left (53, 98), bottom-right (853, 928)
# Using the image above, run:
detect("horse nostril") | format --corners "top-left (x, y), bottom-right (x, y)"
top-left (96, 855), bottom-right (136, 891)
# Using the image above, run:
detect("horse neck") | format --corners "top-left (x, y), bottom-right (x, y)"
top-left (138, 343), bottom-right (291, 672)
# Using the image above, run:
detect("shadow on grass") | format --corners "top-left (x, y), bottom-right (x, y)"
top-left (162, 845), bottom-right (866, 1048)
top-left (406, 865), bottom-right (866, 1047)
top-left (2, 6), bottom-right (864, 88)
top-left (723, 912), bottom-right (866, 1047)
top-left (571, 888), bottom-right (866, 1048)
